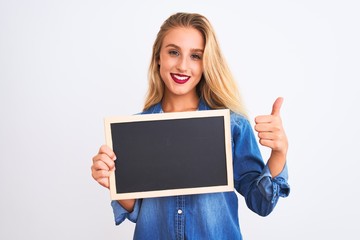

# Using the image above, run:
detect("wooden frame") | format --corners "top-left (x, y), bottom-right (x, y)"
top-left (104, 109), bottom-right (233, 200)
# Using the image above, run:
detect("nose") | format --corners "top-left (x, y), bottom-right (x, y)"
top-left (176, 56), bottom-right (188, 73)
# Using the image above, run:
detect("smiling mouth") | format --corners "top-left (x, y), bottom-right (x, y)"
top-left (171, 73), bottom-right (190, 84)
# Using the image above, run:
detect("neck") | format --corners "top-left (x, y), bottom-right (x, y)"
top-left (162, 93), bottom-right (199, 113)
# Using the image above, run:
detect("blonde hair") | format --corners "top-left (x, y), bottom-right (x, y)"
top-left (144, 12), bottom-right (247, 116)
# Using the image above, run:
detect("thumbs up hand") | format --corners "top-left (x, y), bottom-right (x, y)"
top-left (254, 97), bottom-right (288, 155)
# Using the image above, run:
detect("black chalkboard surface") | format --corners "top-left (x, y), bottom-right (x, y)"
top-left (104, 109), bottom-right (233, 200)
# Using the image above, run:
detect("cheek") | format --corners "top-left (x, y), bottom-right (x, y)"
top-left (159, 65), bottom-right (165, 80)
top-left (158, 62), bottom-right (170, 81)
top-left (159, 55), bottom-right (172, 70)
top-left (193, 63), bottom-right (203, 77)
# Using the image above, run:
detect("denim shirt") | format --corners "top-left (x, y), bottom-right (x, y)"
top-left (111, 100), bottom-right (290, 240)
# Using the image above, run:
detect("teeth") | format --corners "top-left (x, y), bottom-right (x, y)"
top-left (174, 75), bottom-right (188, 80)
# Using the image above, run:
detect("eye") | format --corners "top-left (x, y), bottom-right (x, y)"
top-left (191, 53), bottom-right (202, 60)
top-left (168, 50), bottom-right (179, 56)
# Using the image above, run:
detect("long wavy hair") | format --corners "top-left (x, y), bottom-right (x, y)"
top-left (144, 12), bottom-right (247, 116)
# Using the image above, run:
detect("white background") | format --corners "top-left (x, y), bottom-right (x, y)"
top-left (1, 0), bottom-right (359, 239)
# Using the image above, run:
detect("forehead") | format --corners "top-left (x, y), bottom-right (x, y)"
top-left (162, 27), bottom-right (204, 50)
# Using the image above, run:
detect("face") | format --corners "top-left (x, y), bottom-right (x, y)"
top-left (158, 27), bottom-right (204, 99)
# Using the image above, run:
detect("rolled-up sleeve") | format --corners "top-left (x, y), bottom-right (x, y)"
top-left (231, 113), bottom-right (290, 216)
top-left (111, 200), bottom-right (141, 225)
top-left (256, 164), bottom-right (290, 203)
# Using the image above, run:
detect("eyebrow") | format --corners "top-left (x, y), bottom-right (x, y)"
top-left (165, 44), bottom-right (204, 53)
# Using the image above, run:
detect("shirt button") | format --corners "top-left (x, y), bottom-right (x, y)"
top-left (177, 209), bottom-right (183, 215)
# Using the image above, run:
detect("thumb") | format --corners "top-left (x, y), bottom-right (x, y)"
top-left (271, 97), bottom-right (284, 116)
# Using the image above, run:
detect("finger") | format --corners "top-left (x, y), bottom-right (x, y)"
top-left (259, 139), bottom-right (283, 150)
top-left (92, 168), bottom-right (111, 180)
top-left (92, 160), bottom-right (110, 171)
top-left (255, 115), bottom-right (274, 124)
top-left (98, 145), bottom-right (117, 161)
top-left (259, 139), bottom-right (274, 149)
top-left (254, 123), bottom-right (280, 133)
top-left (271, 97), bottom-right (284, 116)
top-left (258, 132), bottom-right (276, 140)
top-left (97, 177), bottom-right (110, 189)
top-left (92, 153), bottom-right (115, 170)
top-left (91, 161), bottom-right (111, 177)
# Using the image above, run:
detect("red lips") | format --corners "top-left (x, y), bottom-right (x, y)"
top-left (170, 73), bottom-right (190, 84)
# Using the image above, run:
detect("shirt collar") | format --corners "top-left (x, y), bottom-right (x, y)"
top-left (146, 98), bottom-right (210, 114)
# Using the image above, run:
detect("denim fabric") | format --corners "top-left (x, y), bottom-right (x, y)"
top-left (111, 100), bottom-right (290, 240)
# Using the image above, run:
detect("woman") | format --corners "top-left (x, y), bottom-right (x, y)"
top-left (91, 12), bottom-right (290, 240)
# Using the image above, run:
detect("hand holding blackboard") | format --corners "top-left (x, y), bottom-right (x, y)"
top-left (91, 145), bottom-right (116, 189)
top-left (91, 145), bottom-right (136, 211)
top-left (104, 109), bottom-right (234, 200)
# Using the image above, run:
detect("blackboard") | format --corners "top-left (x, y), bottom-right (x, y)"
top-left (104, 109), bottom-right (233, 200)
